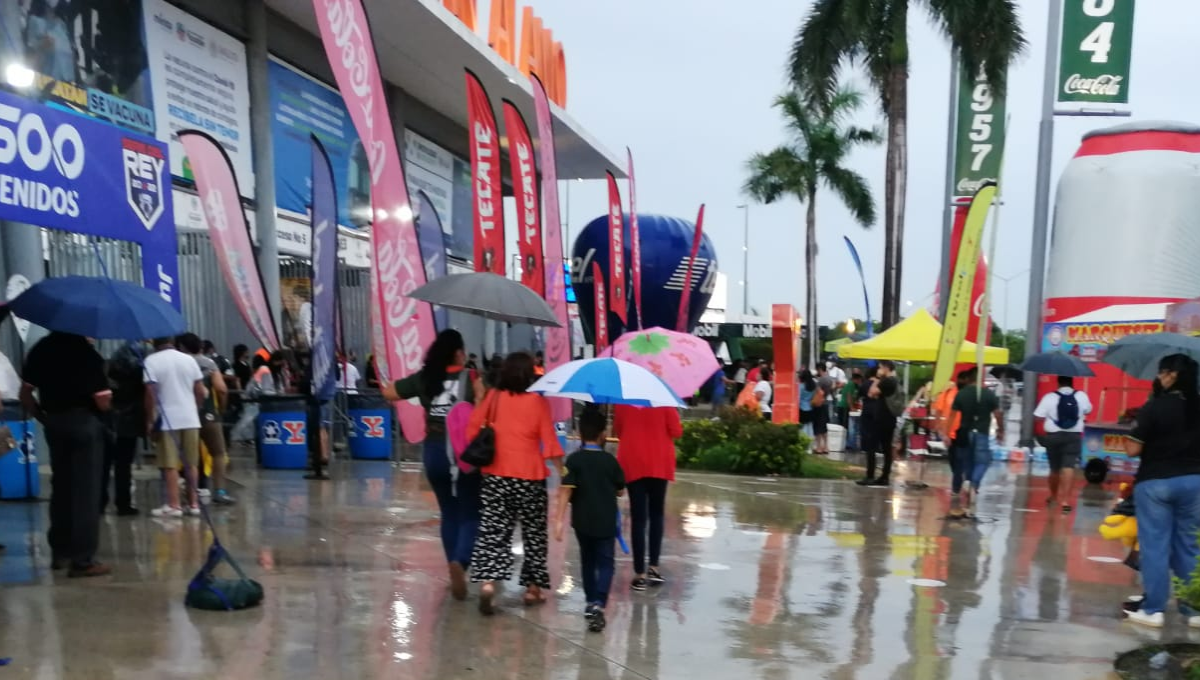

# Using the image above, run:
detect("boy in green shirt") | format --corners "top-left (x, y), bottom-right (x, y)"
top-left (555, 405), bottom-right (626, 632)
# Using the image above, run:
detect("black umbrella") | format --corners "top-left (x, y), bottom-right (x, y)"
top-left (989, 364), bottom-right (1023, 381)
top-left (408, 272), bottom-right (561, 327)
top-left (1018, 351), bottom-right (1095, 378)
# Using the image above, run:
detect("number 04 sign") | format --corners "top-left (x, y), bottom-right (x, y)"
top-left (1058, 0), bottom-right (1135, 105)
top-left (952, 66), bottom-right (1006, 199)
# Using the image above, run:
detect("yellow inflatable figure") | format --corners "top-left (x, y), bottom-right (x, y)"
top-left (1098, 483), bottom-right (1138, 551)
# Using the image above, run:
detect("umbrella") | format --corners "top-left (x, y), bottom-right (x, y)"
top-left (606, 327), bottom-right (718, 398)
top-left (989, 364), bottom-right (1023, 381)
top-left (529, 358), bottom-right (684, 407)
top-left (1101, 332), bottom-right (1200, 380)
top-left (407, 272), bottom-right (561, 327)
top-left (1017, 352), bottom-right (1095, 378)
top-left (8, 276), bottom-right (186, 340)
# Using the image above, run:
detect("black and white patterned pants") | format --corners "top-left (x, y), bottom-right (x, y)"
top-left (469, 475), bottom-right (550, 588)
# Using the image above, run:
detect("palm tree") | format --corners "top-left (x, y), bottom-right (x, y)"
top-left (745, 88), bottom-right (878, 369)
top-left (790, 0), bottom-right (1025, 328)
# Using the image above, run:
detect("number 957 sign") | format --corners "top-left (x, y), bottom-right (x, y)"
top-left (1058, 0), bottom-right (1135, 105)
top-left (952, 67), bottom-right (1006, 199)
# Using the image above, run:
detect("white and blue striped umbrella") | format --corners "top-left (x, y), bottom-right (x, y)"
top-left (529, 358), bottom-right (684, 407)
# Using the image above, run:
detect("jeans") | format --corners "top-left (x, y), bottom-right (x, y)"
top-left (45, 410), bottom-right (105, 568)
top-left (952, 433), bottom-right (991, 493)
top-left (1134, 475), bottom-right (1200, 615)
top-left (576, 531), bottom-right (615, 607)
top-left (423, 439), bottom-right (481, 566)
top-left (628, 477), bottom-right (668, 575)
top-left (102, 434), bottom-right (138, 511)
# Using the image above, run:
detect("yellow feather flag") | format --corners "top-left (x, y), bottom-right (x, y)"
top-left (933, 182), bottom-right (997, 392)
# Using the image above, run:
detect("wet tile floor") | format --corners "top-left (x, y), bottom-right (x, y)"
top-left (0, 456), bottom-right (1184, 679)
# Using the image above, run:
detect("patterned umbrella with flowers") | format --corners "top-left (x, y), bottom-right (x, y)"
top-left (608, 327), bottom-right (720, 399)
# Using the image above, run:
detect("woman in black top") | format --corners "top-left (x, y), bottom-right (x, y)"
top-left (1124, 354), bottom-right (1200, 628)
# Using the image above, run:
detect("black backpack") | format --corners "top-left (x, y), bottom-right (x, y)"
top-left (1054, 390), bottom-right (1080, 429)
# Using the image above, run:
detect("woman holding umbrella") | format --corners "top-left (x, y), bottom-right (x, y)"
top-left (614, 403), bottom-right (683, 591)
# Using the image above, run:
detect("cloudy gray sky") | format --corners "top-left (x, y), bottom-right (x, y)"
top-left (501, 0), bottom-right (1199, 331)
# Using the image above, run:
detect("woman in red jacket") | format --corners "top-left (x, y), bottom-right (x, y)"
top-left (614, 405), bottom-right (683, 590)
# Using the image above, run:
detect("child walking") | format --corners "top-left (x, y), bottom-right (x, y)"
top-left (555, 405), bottom-right (626, 632)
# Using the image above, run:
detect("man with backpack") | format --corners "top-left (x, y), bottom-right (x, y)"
top-left (857, 361), bottom-right (903, 487)
top-left (1034, 375), bottom-right (1093, 513)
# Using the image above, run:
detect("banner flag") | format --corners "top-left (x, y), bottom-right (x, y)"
top-left (179, 131), bottom-right (280, 350)
top-left (465, 70), bottom-right (505, 275)
top-left (676, 204), bottom-right (705, 332)
top-left (313, 0), bottom-right (436, 443)
top-left (502, 100), bottom-right (544, 296)
top-left (531, 75), bottom-right (572, 422)
top-left (592, 261), bottom-right (608, 351)
top-left (415, 190), bottom-right (450, 331)
top-left (933, 183), bottom-right (997, 391)
top-left (1057, 0), bottom-right (1135, 106)
top-left (310, 136), bottom-right (338, 402)
top-left (605, 171), bottom-right (628, 325)
top-left (843, 236), bottom-right (873, 337)
top-left (627, 148), bottom-right (643, 329)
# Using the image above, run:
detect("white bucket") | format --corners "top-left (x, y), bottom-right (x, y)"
top-left (827, 424), bottom-right (846, 452)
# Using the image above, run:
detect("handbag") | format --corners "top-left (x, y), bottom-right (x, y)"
top-left (460, 391), bottom-right (499, 468)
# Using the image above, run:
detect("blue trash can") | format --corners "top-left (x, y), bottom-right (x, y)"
top-left (257, 397), bottom-right (309, 469)
top-left (0, 400), bottom-right (39, 499)
top-left (347, 393), bottom-right (392, 460)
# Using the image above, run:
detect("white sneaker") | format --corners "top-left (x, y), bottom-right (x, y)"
top-left (185, 505), bottom-right (202, 517)
top-left (1125, 610), bottom-right (1164, 628)
top-left (198, 489), bottom-right (212, 499)
top-left (1187, 615), bottom-right (1200, 629)
top-left (151, 505), bottom-right (183, 519)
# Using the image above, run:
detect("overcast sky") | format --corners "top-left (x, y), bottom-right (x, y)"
top-left (498, 0), bottom-right (1200, 331)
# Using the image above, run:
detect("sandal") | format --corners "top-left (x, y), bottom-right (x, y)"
top-left (479, 582), bottom-right (496, 616)
top-left (523, 586), bottom-right (546, 606)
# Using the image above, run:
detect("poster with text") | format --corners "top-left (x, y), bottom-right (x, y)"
top-left (142, 0), bottom-right (253, 194)
top-left (405, 129), bottom-right (472, 261)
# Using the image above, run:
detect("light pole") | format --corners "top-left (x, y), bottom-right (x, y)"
top-left (994, 269), bottom-right (1030, 334)
top-left (736, 204), bottom-right (749, 318)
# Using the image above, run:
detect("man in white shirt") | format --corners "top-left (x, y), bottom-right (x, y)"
top-left (1033, 376), bottom-right (1093, 512)
top-left (755, 367), bottom-right (774, 416)
top-left (143, 337), bottom-right (207, 518)
top-left (338, 357), bottom-right (361, 393)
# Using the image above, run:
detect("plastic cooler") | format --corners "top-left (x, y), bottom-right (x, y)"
top-left (0, 400), bottom-right (38, 499)
top-left (256, 396), bottom-right (309, 469)
top-left (347, 393), bottom-right (392, 460)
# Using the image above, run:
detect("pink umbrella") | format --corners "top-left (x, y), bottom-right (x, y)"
top-left (607, 327), bottom-right (719, 398)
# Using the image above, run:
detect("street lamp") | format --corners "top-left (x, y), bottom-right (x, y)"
top-left (736, 204), bottom-right (749, 319)
top-left (995, 269), bottom-right (1030, 333)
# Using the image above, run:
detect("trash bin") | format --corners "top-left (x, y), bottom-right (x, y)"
top-left (257, 396), bottom-right (309, 469)
top-left (0, 400), bottom-right (39, 499)
top-left (347, 393), bottom-right (392, 460)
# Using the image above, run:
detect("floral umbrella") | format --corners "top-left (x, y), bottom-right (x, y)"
top-left (607, 327), bottom-right (720, 399)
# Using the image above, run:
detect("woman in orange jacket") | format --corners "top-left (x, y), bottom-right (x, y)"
top-left (614, 405), bottom-right (683, 590)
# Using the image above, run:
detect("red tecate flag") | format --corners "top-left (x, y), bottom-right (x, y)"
top-left (313, 0), bottom-right (435, 443)
top-left (627, 148), bottom-right (643, 329)
top-left (465, 69), bottom-right (505, 275)
top-left (676, 204), bottom-right (705, 332)
top-left (502, 100), bottom-right (543, 295)
top-left (593, 260), bottom-right (608, 351)
top-left (605, 171), bottom-right (628, 325)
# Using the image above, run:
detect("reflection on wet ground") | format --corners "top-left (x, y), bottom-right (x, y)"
top-left (0, 456), bottom-right (1177, 679)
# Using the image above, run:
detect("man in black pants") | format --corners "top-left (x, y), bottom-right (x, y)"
top-left (857, 361), bottom-right (901, 487)
top-left (21, 332), bottom-right (113, 577)
top-left (103, 342), bottom-right (145, 516)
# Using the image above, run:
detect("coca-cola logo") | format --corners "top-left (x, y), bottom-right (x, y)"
top-left (1063, 73), bottom-right (1123, 97)
top-left (375, 237), bottom-right (424, 372)
top-left (323, 0), bottom-right (385, 186)
top-left (956, 176), bottom-right (996, 195)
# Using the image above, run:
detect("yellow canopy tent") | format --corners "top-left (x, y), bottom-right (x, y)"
top-left (824, 337), bottom-right (853, 353)
top-left (836, 308), bottom-right (1009, 364)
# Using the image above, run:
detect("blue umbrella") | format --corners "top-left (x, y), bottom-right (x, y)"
top-left (1018, 351), bottom-right (1095, 377)
top-left (1102, 332), bottom-right (1200, 381)
top-left (8, 276), bottom-right (186, 341)
top-left (529, 358), bottom-right (684, 407)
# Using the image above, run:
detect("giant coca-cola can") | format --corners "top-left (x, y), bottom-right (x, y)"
top-left (1040, 122), bottom-right (1200, 444)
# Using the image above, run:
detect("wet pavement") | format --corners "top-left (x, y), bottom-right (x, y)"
top-left (0, 454), bottom-right (1180, 679)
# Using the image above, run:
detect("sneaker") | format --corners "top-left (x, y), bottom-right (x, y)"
top-left (212, 491), bottom-right (236, 506)
top-left (647, 567), bottom-right (665, 586)
top-left (68, 562), bottom-right (112, 578)
top-left (185, 505), bottom-right (202, 517)
top-left (631, 577), bottom-right (648, 592)
top-left (855, 478), bottom-right (873, 487)
top-left (1122, 595), bottom-right (1144, 613)
top-left (198, 488), bottom-right (212, 499)
top-left (1188, 615), bottom-right (1200, 629)
top-left (588, 608), bottom-right (607, 633)
top-left (585, 603), bottom-right (600, 620)
top-left (1124, 609), bottom-right (1164, 628)
top-left (867, 477), bottom-right (890, 487)
top-left (151, 505), bottom-right (183, 518)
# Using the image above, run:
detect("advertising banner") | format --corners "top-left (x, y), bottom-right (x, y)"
top-left (313, 0), bottom-right (436, 444)
top-left (0, 1), bottom-right (153, 132)
top-left (268, 57), bottom-right (369, 228)
top-left (1042, 318), bottom-right (1162, 362)
top-left (143, 0), bottom-right (254, 194)
top-left (592, 261), bottom-right (608, 351)
top-left (1057, 0), bottom-right (1135, 105)
top-left (531, 74), bottom-right (572, 422)
top-left (179, 130), bottom-right (279, 350)
top-left (414, 190), bottom-right (449, 331)
top-left (405, 129), bottom-right (455, 246)
top-left (502, 100), bottom-right (544, 296)
top-left (953, 66), bottom-right (1006, 199)
top-left (628, 148), bottom-right (643, 330)
top-left (843, 236), bottom-right (873, 336)
top-left (465, 70), bottom-right (504, 275)
top-left (0, 89), bottom-right (178, 306)
top-left (933, 183), bottom-right (996, 392)
top-left (310, 137), bottom-right (338, 402)
top-left (605, 171), bottom-right (628, 325)
top-left (676, 204), bottom-right (705, 333)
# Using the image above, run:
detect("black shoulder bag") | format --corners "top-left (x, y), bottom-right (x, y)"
top-left (460, 391), bottom-right (499, 468)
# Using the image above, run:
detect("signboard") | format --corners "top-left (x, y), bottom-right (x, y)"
top-left (1057, 0), bottom-right (1135, 105)
top-left (143, 0), bottom-right (254, 194)
top-left (405, 129), bottom-right (472, 260)
top-left (1041, 319), bottom-right (1162, 361)
top-left (952, 66), bottom-right (1006, 198)
top-left (0, 89), bottom-right (178, 306)
top-left (0, 1), bottom-right (154, 133)
top-left (268, 58), bottom-right (370, 229)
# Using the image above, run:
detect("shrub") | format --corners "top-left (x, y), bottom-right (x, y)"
top-left (677, 409), bottom-right (810, 476)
